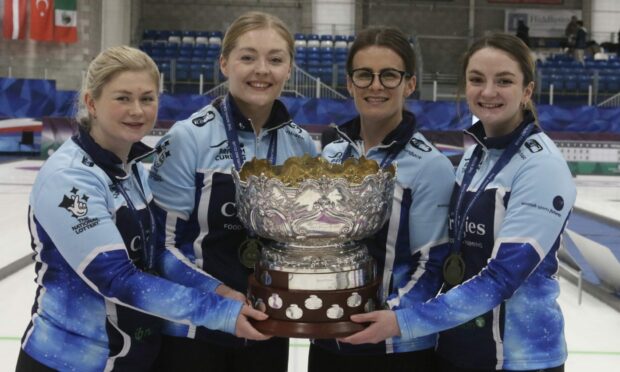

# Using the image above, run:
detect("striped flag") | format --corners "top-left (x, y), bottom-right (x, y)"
top-left (30, 0), bottom-right (54, 41)
top-left (53, 0), bottom-right (77, 43)
top-left (3, 0), bottom-right (27, 40)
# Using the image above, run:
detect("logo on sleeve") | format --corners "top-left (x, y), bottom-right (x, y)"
top-left (81, 155), bottom-right (94, 167)
top-left (525, 139), bottom-right (543, 153)
top-left (285, 123), bottom-right (305, 141)
top-left (192, 110), bottom-right (215, 127)
top-left (409, 138), bottom-right (432, 152)
top-left (58, 187), bottom-right (99, 234)
top-left (153, 139), bottom-right (171, 167)
top-left (553, 196), bottom-right (564, 211)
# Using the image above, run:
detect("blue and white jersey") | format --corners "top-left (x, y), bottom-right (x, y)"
top-left (317, 111), bottom-right (454, 355)
top-left (395, 115), bottom-right (577, 370)
top-left (21, 129), bottom-right (243, 372)
top-left (148, 94), bottom-right (318, 346)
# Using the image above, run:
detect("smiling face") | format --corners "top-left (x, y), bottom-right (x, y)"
top-left (347, 46), bottom-right (416, 131)
top-left (220, 27), bottom-right (291, 119)
top-left (465, 47), bottom-right (534, 137)
top-left (86, 70), bottom-right (158, 160)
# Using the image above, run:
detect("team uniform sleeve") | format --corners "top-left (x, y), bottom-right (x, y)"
top-left (148, 121), bottom-right (223, 293)
top-left (394, 155), bottom-right (576, 340)
top-left (387, 154), bottom-right (454, 309)
top-left (33, 167), bottom-right (242, 335)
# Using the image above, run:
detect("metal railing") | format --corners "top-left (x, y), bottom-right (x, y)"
top-left (598, 92), bottom-right (620, 107)
top-left (204, 64), bottom-right (346, 99)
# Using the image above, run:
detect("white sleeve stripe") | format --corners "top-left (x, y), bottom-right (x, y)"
top-left (382, 185), bottom-right (402, 302)
top-left (493, 237), bottom-right (544, 260)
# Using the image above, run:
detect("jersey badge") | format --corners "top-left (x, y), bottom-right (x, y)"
top-left (525, 139), bottom-right (543, 153)
top-left (410, 138), bottom-right (432, 152)
top-left (192, 110), bottom-right (215, 127)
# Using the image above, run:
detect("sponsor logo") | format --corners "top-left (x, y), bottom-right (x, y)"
top-left (326, 152), bottom-right (343, 163)
top-left (210, 140), bottom-right (247, 161)
top-left (192, 110), bottom-right (215, 127)
top-left (403, 148), bottom-right (422, 159)
top-left (59, 187), bottom-right (89, 218)
top-left (285, 123), bottom-right (305, 141)
top-left (525, 139), bottom-right (543, 153)
top-left (521, 201), bottom-right (561, 217)
top-left (58, 187), bottom-right (100, 234)
top-left (81, 156), bottom-right (94, 167)
top-left (409, 138), bottom-right (432, 152)
top-left (221, 202), bottom-right (237, 217)
top-left (449, 215), bottom-right (486, 237)
top-left (553, 196), bottom-right (564, 211)
top-left (153, 139), bottom-right (171, 168)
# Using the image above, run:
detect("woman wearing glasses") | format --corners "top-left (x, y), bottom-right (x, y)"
top-left (313, 27), bottom-right (454, 372)
top-left (340, 33), bottom-right (575, 372)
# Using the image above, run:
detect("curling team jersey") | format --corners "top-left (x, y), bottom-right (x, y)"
top-left (317, 111), bottom-right (454, 354)
top-left (395, 117), bottom-right (577, 370)
top-left (148, 95), bottom-right (319, 346)
top-left (22, 129), bottom-right (243, 371)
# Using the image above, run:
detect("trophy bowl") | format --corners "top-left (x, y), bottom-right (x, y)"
top-left (232, 156), bottom-right (395, 338)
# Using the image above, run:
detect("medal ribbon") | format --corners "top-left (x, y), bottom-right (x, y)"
top-left (451, 123), bottom-right (535, 254)
top-left (220, 94), bottom-right (278, 170)
top-left (116, 167), bottom-right (157, 272)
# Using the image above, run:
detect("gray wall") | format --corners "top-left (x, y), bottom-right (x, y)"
top-left (0, 0), bottom-right (102, 90)
top-left (0, 0), bottom-right (587, 91)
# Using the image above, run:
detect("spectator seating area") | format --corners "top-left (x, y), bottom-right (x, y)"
top-left (537, 53), bottom-right (620, 98)
top-left (293, 33), bottom-right (354, 86)
top-left (140, 30), bottom-right (224, 88)
top-left (139, 30), bottom-right (360, 91)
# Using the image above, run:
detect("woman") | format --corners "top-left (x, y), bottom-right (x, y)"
top-left (16, 46), bottom-right (267, 372)
top-left (314, 27), bottom-right (455, 372)
top-left (148, 11), bottom-right (318, 372)
top-left (341, 33), bottom-right (576, 372)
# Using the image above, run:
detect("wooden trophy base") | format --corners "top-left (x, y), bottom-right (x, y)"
top-left (248, 274), bottom-right (379, 339)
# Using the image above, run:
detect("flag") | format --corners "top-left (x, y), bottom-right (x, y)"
top-left (30, 0), bottom-right (54, 41)
top-left (3, 0), bottom-right (27, 40)
top-left (53, 0), bottom-right (77, 43)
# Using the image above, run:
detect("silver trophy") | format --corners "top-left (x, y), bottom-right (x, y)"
top-left (232, 157), bottom-right (395, 338)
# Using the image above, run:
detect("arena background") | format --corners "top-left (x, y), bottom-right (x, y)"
top-left (0, 1), bottom-right (619, 371)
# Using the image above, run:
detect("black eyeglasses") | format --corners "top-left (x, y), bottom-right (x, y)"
top-left (349, 68), bottom-right (410, 89)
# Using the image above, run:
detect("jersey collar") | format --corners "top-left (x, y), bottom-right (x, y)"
top-left (73, 126), bottom-right (154, 180)
top-left (336, 110), bottom-right (417, 151)
top-left (214, 94), bottom-right (293, 133)
top-left (465, 110), bottom-right (540, 150)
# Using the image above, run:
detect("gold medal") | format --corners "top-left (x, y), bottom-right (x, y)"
top-left (238, 238), bottom-right (263, 269)
top-left (443, 253), bottom-right (465, 286)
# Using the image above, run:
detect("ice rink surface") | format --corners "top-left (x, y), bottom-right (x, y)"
top-left (1, 160), bottom-right (618, 372)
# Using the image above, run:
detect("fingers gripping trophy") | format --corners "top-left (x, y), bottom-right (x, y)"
top-left (232, 155), bottom-right (395, 338)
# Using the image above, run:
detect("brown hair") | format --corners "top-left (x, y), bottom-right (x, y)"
top-left (76, 46), bottom-right (159, 131)
top-left (459, 33), bottom-right (538, 123)
top-left (346, 27), bottom-right (416, 76)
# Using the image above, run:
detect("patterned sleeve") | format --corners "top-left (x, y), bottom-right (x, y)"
top-left (387, 153), bottom-right (454, 308)
top-left (32, 168), bottom-right (242, 335)
top-left (148, 120), bottom-right (222, 292)
top-left (394, 155), bottom-right (575, 340)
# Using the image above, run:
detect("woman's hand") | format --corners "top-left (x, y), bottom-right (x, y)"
top-left (338, 310), bottom-right (401, 344)
top-left (235, 304), bottom-right (271, 340)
